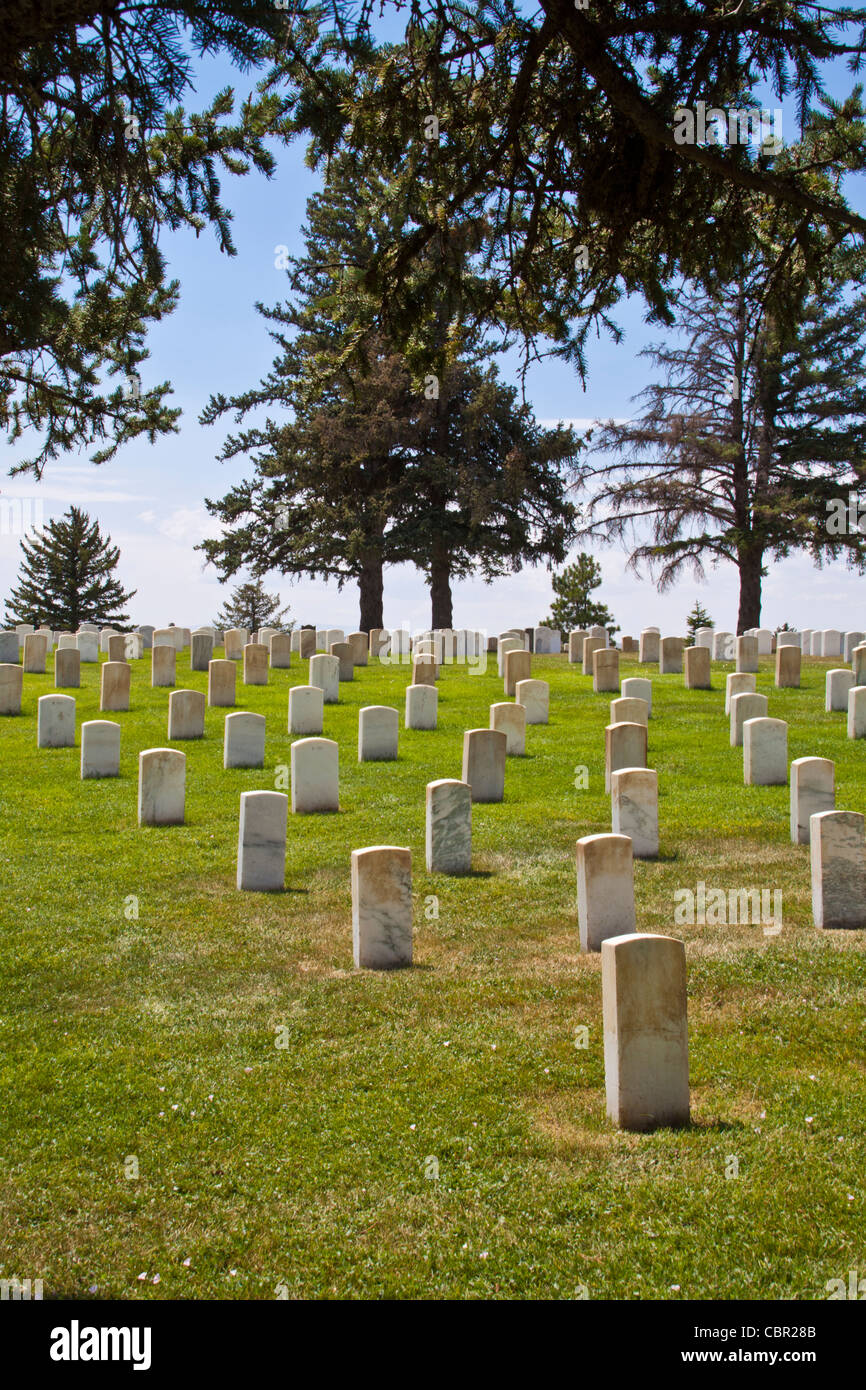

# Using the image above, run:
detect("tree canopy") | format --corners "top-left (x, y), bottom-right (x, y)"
top-left (268, 0), bottom-right (866, 376)
top-left (578, 226), bottom-right (866, 630)
top-left (0, 0), bottom-right (286, 476)
top-left (200, 149), bottom-right (579, 629)
top-left (4, 504), bottom-right (135, 628)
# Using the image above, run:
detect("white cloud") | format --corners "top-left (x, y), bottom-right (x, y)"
top-left (153, 506), bottom-right (214, 545)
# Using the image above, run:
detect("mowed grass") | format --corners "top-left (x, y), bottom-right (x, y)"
top-left (0, 644), bottom-right (864, 1301)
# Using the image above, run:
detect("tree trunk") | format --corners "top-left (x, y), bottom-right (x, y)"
top-left (358, 547), bottom-right (384, 632)
top-left (736, 546), bottom-right (764, 631)
top-left (430, 537), bottom-right (453, 629)
top-left (737, 313), bottom-right (778, 635)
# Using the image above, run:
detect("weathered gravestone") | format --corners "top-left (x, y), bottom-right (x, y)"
top-left (359, 705), bottom-right (399, 761)
top-left (503, 648), bottom-right (531, 698)
top-left (412, 656), bottom-right (437, 687)
top-left (425, 779), bottom-right (472, 874)
top-left (208, 658), bottom-right (235, 707)
top-left (237, 790), bottom-right (287, 891)
top-left (736, 635), bottom-right (759, 674)
top-left (224, 629), bottom-right (246, 661)
top-left (610, 767), bottom-right (658, 859)
top-left (743, 716), bottom-right (788, 785)
top-left (775, 644), bottom-right (801, 688)
top-left (352, 846), bottom-right (413, 969)
top-left (602, 933), bottom-right (690, 1131)
top-left (367, 628), bottom-right (388, 660)
top-left (309, 653), bottom-right (340, 704)
top-left (76, 631), bottom-right (99, 663)
top-left (683, 645), bottom-right (711, 689)
top-left (659, 636), bottom-right (684, 674)
top-left (23, 633), bottom-right (47, 674)
top-left (790, 757), bottom-right (834, 845)
top-left (331, 642), bottom-right (354, 682)
top-left (100, 661), bottom-right (130, 712)
top-left (582, 636), bottom-right (605, 674)
top-left (621, 676), bottom-right (652, 716)
top-left (191, 632), bottom-right (213, 671)
top-left (54, 647), bottom-right (80, 688)
top-left (593, 648), bottom-right (620, 693)
top-left (729, 691), bottom-right (768, 747)
top-left (490, 701), bottom-right (526, 755)
top-left (0, 664), bottom-right (23, 714)
top-left (80, 720), bottom-right (121, 778)
top-left (847, 684), bottom-right (866, 739)
top-left (725, 672), bottom-right (755, 714)
top-left (291, 737), bottom-right (339, 813)
top-left (405, 683), bottom-right (437, 730)
top-left (826, 669), bottom-right (854, 712)
top-left (153, 644), bottom-right (177, 689)
top-left (243, 643), bottom-right (269, 686)
top-left (347, 632), bottom-right (369, 667)
top-left (168, 689), bottom-right (205, 740)
top-left (288, 685), bottom-right (324, 736)
top-left (462, 728), bottom-right (506, 803)
top-left (37, 694), bottom-right (75, 747)
top-left (576, 833), bottom-right (635, 951)
top-left (534, 626), bottom-right (561, 654)
top-left (638, 630), bottom-right (660, 663)
top-left (515, 678), bottom-right (549, 724)
top-left (605, 721), bottom-right (648, 793)
top-left (224, 711), bottom-right (266, 769)
top-left (610, 696), bottom-right (648, 727)
top-left (138, 748), bottom-right (185, 825)
top-left (810, 810), bottom-right (866, 929)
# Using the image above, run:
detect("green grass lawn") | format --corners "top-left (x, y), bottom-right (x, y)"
top-left (1, 645), bottom-right (863, 1300)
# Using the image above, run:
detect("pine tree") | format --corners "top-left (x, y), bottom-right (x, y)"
top-left (578, 216), bottom-right (866, 631)
top-left (200, 151), bottom-right (579, 630)
top-left (686, 601), bottom-right (714, 644)
top-left (399, 361), bottom-right (578, 629)
top-left (5, 507), bottom-right (135, 629)
top-left (539, 555), bottom-right (617, 635)
top-left (214, 579), bottom-right (290, 633)
top-left (1, 2), bottom-right (284, 476)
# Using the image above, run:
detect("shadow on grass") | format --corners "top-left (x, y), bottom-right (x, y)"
top-left (681, 1117), bottom-right (748, 1134)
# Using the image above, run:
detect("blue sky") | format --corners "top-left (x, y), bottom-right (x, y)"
top-left (2, 36), bottom-right (865, 635)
